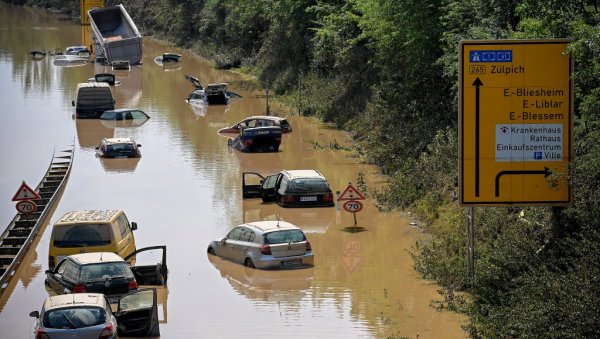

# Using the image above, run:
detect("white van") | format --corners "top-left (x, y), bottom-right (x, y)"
top-left (72, 82), bottom-right (115, 118)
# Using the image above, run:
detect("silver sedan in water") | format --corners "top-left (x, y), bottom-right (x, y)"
top-left (207, 221), bottom-right (314, 269)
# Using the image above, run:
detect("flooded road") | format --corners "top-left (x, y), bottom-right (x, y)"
top-left (0, 3), bottom-right (466, 338)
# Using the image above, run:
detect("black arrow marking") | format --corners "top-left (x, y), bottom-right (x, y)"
top-left (473, 77), bottom-right (483, 197)
top-left (495, 167), bottom-right (552, 197)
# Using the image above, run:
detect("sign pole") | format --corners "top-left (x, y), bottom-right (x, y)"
top-left (467, 206), bottom-right (475, 287)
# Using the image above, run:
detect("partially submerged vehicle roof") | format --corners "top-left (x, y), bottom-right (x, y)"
top-left (103, 137), bottom-right (136, 144)
top-left (43, 293), bottom-right (106, 311)
top-left (76, 82), bottom-right (112, 90)
top-left (69, 252), bottom-right (125, 265)
top-left (243, 115), bottom-right (287, 121)
top-left (56, 210), bottom-right (122, 224)
top-left (281, 169), bottom-right (325, 180)
top-left (244, 220), bottom-right (300, 233)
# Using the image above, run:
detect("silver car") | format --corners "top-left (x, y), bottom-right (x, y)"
top-left (29, 290), bottom-right (160, 338)
top-left (207, 221), bottom-right (314, 269)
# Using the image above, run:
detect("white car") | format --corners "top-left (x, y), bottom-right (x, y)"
top-left (208, 221), bottom-right (314, 269)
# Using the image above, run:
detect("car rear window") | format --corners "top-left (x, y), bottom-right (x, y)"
top-left (44, 307), bottom-right (106, 329)
top-left (287, 178), bottom-right (329, 193)
top-left (264, 230), bottom-right (306, 244)
top-left (80, 262), bottom-right (132, 281)
top-left (106, 143), bottom-right (135, 152)
top-left (53, 224), bottom-right (112, 247)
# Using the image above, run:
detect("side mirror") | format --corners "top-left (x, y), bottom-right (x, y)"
top-left (29, 311), bottom-right (40, 318)
top-left (45, 269), bottom-right (53, 274)
top-left (131, 222), bottom-right (137, 231)
top-left (137, 144), bottom-right (142, 147)
top-left (71, 100), bottom-right (75, 106)
top-left (220, 238), bottom-right (227, 245)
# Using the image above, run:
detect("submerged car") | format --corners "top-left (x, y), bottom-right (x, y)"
top-left (45, 247), bottom-right (167, 303)
top-left (96, 137), bottom-right (141, 158)
top-left (87, 73), bottom-right (120, 86)
top-left (243, 169), bottom-right (335, 207)
top-left (184, 74), bottom-right (231, 105)
top-left (218, 115), bottom-right (292, 136)
top-left (207, 221), bottom-right (314, 269)
top-left (154, 52), bottom-right (181, 64)
top-left (65, 45), bottom-right (91, 56)
top-left (229, 126), bottom-right (282, 153)
top-left (30, 290), bottom-right (160, 338)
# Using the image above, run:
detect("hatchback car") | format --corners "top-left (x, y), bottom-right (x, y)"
top-left (45, 247), bottom-right (167, 304)
top-left (243, 170), bottom-right (335, 207)
top-left (218, 115), bottom-right (292, 135)
top-left (207, 221), bottom-right (314, 269)
top-left (30, 290), bottom-right (160, 338)
top-left (95, 137), bottom-right (141, 158)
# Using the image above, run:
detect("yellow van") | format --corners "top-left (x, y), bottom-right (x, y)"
top-left (48, 210), bottom-right (137, 269)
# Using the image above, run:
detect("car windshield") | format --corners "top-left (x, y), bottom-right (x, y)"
top-left (264, 230), bottom-right (306, 244)
top-left (44, 307), bottom-right (106, 329)
top-left (81, 262), bottom-right (131, 281)
top-left (287, 178), bottom-right (328, 192)
top-left (53, 224), bottom-right (111, 247)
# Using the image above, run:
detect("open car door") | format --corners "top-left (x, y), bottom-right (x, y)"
top-left (124, 246), bottom-right (168, 285)
top-left (184, 74), bottom-right (203, 89)
top-left (115, 288), bottom-right (160, 337)
top-left (242, 172), bottom-right (265, 199)
top-left (242, 172), bottom-right (279, 202)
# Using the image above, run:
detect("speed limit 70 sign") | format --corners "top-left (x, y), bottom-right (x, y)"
top-left (342, 200), bottom-right (363, 213)
top-left (16, 200), bottom-right (37, 214)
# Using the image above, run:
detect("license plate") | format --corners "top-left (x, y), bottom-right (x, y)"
top-left (281, 259), bottom-right (302, 268)
top-left (107, 296), bottom-right (120, 304)
top-left (300, 196), bottom-right (317, 202)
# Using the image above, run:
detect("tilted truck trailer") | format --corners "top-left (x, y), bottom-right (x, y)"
top-left (88, 4), bottom-right (142, 65)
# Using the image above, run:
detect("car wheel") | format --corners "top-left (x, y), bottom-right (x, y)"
top-left (208, 247), bottom-right (215, 255)
top-left (244, 258), bottom-right (255, 268)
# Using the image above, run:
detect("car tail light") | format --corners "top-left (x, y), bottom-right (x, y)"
top-left (99, 322), bottom-right (115, 339)
top-left (244, 139), bottom-right (253, 147)
top-left (306, 240), bottom-right (312, 251)
top-left (281, 195), bottom-right (295, 203)
top-left (260, 244), bottom-right (272, 255)
top-left (323, 193), bottom-right (333, 202)
top-left (276, 137), bottom-right (281, 144)
top-left (35, 328), bottom-right (50, 339)
top-left (48, 256), bottom-right (55, 269)
top-left (73, 284), bottom-right (86, 293)
top-left (128, 278), bottom-right (138, 290)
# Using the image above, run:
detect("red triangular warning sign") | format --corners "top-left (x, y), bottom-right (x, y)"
top-left (12, 181), bottom-right (41, 201)
top-left (337, 183), bottom-right (365, 201)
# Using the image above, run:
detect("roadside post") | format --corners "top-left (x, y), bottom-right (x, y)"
top-left (459, 39), bottom-right (573, 286)
top-left (337, 183), bottom-right (366, 231)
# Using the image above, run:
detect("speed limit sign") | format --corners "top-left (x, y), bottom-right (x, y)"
top-left (342, 200), bottom-right (363, 213)
top-left (16, 200), bottom-right (37, 214)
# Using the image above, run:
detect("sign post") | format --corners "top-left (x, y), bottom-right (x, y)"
top-left (459, 39), bottom-right (573, 286)
top-left (459, 39), bottom-right (573, 206)
top-left (337, 183), bottom-right (366, 230)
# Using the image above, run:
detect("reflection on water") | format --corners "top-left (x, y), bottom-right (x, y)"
top-left (208, 255), bottom-right (313, 303)
top-left (0, 3), bottom-right (468, 338)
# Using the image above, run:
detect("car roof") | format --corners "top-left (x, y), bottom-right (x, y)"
top-left (104, 108), bottom-right (138, 113)
top-left (43, 294), bottom-right (106, 311)
top-left (56, 210), bottom-right (121, 224)
top-left (76, 82), bottom-right (111, 89)
top-left (102, 137), bottom-right (136, 144)
top-left (244, 220), bottom-right (300, 233)
top-left (242, 116), bottom-right (286, 121)
top-left (281, 169), bottom-right (325, 180)
top-left (69, 252), bottom-right (124, 265)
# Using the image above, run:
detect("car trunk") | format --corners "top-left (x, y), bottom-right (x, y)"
top-left (269, 242), bottom-right (308, 258)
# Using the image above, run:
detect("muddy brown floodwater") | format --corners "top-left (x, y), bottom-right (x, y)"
top-left (0, 3), bottom-right (467, 338)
